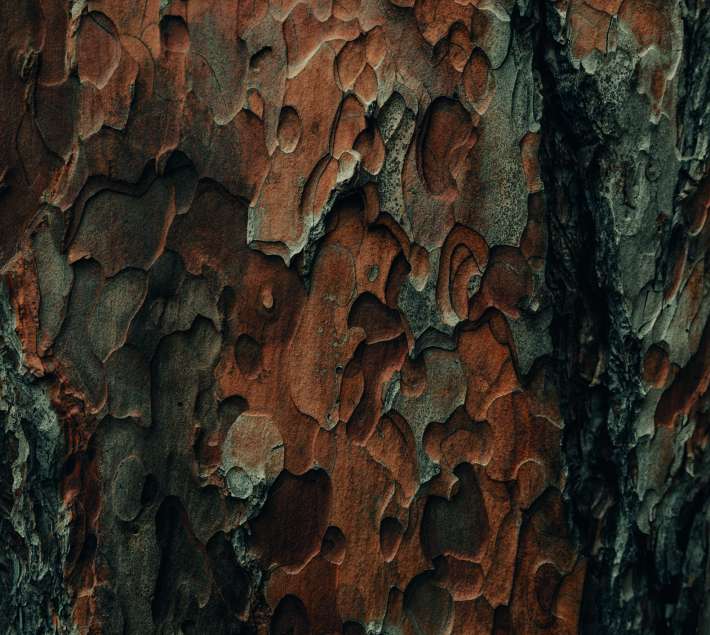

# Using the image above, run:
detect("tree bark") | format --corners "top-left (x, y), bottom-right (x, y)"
top-left (0, 1), bottom-right (708, 634)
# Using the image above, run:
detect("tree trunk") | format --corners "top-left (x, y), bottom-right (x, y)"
top-left (0, 1), bottom-right (708, 633)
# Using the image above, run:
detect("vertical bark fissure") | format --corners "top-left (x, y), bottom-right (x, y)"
top-left (0, 282), bottom-right (73, 634)
top-left (537, 1), bottom-right (710, 633)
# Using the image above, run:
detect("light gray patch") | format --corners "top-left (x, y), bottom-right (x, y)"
top-left (508, 307), bottom-right (553, 376)
top-left (89, 268), bottom-right (147, 362)
top-left (31, 210), bottom-right (74, 356)
top-left (377, 97), bottom-right (416, 232)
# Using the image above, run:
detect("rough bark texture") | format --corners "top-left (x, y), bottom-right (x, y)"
top-left (0, 1), bottom-right (707, 634)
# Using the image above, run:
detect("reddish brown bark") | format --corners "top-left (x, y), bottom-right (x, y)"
top-left (0, 1), bottom-right (708, 634)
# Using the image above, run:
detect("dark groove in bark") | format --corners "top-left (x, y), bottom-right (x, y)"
top-left (0, 283), bottom-right (72, 634)
top-left (537, 1), bottom-right (710, 633)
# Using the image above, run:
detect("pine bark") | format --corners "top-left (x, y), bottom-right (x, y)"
top-left (0, 1), bottom-right (708, 634)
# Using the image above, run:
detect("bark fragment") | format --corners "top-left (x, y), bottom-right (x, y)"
top-left (0, 1), bottom-right (707, 633)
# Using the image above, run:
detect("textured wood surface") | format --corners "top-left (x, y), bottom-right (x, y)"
top-left (0, 1), bottom-right (708, 634)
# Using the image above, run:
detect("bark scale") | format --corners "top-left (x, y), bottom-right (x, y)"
top-left (0, 1), bottom-right (708, 634)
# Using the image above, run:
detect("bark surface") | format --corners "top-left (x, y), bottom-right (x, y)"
top-left (0, 1), bottom-right (708, 634)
